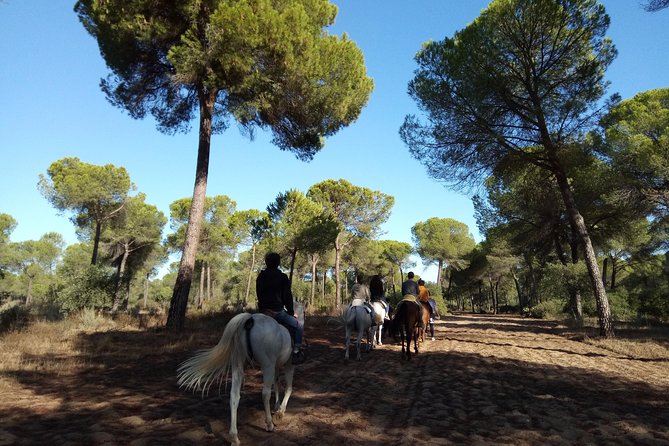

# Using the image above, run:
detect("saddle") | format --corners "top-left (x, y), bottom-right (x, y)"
top-left (349, 300), bottom-right (377, 326)
top-left (399, 296), bottom-right (425, 329)
top-left (261, 309), bottom-right (297, 346)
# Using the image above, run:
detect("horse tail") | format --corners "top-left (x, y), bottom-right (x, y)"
top-left (177, 312), bottom-right (253, 395)
top-left (388, 302), bottom-right (405, 337)
top-left (345, 305), bottom-right (357, 327)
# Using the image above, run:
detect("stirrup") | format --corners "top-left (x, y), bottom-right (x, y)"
top-left (292, 350), bottom-right (305, 365)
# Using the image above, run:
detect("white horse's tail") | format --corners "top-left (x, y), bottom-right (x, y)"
top-left (177, 312), bottom-right (253, 395)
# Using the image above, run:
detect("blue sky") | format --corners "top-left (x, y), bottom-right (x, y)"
top-left (1, 1), bottom-right (667, 281)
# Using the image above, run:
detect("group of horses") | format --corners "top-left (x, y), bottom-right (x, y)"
top-left (344, 297), bottom-right (431, 362)
top-left (176, 298), bottom-right (433, 446)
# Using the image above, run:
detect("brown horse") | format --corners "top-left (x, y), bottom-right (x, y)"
top-left (418, 300), bottom-right (430, 343)
top-left (388, 299), bottom-right (421, 361)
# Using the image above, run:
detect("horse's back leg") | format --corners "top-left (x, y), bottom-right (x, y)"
top-left (276, 362), bottom-right (294, 417)
top-left (272, 373), bottom-right (280, 412)
top-left (356, 328), bottom-right (363, 360)
top-left (261, 364), bottom-right (276, 432)
top-left (229, 365), bottom-right (243, 446)
top-left (344, 325), bottom-right (352, 361)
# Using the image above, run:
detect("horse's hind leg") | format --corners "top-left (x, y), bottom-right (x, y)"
top-left (275, 363), bottom-right (294, 418)
top-left (229, 366), bottom-right (243, 446)
top-left (272, 374), bottom-right (280, 413)
top-left (261, 365), bottom-right (276, 432)
top-left (344, 325), bottom-right (352, 362)
top-left (356, 329), bottom-right (364, 360)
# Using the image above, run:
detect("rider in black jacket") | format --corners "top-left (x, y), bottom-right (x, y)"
top-left (256, 252), bottom-right (305, 364)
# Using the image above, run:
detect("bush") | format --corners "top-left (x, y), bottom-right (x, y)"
top-left (56, 265), bottom-right (115, 312)
top-left (0, 300), bottom-right (30, 332)
top-left (528, 298), bottom-right (567, 319)
top-left (606, 288), bottom-right (637, 322)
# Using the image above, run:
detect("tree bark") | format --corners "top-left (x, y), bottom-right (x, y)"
top-left (206, 262), bottom-right (211, 301)
top-left (288, 246), bottom-right (297, 285)
top-left (244, 244), bottom-right (257, 308)
top-left (512, 268), bottom-right (523, 312)
top-left (602, 256), bottom-right (609, 290)
top-left (122, 276), bottom-right (130, 311)
top-left (143, 273), bottom-right (149, 309)
top-left (112, 247), bottom-right (129, 312)
top-left (553, 166), bottom-right (614, 337)
top-left (436, 259), bottom-right (443, 290)
top-left (309, 254), bottom-right (318, 306)
top-left (91, 221), bottom-right (102, 265)
top-left (26, 277), bottom-right (33, 306)
top-left (334, 234), bottom-right (342, 307)
top-left (166, 90), bottom-right (214, 331)
top-left (322, 268), bottom-right (326, 302)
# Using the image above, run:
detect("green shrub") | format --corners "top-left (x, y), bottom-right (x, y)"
top-left (55, 264), bottom-right (115, 312)
top-left (606, 288), bottom-right (637, 322)
top-left (528, 298), bottom-right (567, 319)
top-left (0, 300), bottom-right (30, 332)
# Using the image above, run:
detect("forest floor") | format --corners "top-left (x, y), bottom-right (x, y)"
top-left (1, 312), bottom-right (668, 446)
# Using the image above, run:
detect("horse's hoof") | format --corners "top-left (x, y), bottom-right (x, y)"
top-left (275, 410), bottom-right (285, 420)
top-left (266, 422), bottom-right (275, 432)
top-left (231, 436), bottom-right (241, 446)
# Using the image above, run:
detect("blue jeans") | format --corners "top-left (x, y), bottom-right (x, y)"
top-left (275, 310), bottom-right (303, 348)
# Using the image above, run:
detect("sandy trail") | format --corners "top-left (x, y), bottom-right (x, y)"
top-left (1, 314), bottom-right (668, 445)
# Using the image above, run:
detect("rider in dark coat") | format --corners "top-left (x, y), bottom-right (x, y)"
top-left (256, 252), bottom-right (305, 364)
top-left (401, 271), bottom-right (424, 327)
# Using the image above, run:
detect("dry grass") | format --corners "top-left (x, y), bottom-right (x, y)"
top-left (2, 311), bottom-right (667, 392)
top-left (0, 311), bottom-right (168, 392)
top-left (583, 337), bottom-right (669, 360)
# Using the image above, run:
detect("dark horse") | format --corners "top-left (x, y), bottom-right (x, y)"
top-left (388, 299), bottom-right (421, 360)
top-left (417, 300), bottom-right (431, 343)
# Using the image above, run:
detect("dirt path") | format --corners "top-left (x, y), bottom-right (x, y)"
top-left (1, 314), bottom-right (668, 445)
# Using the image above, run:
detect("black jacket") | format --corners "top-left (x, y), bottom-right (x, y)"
top-left (401, 279), bottom-right (419, 297)
top-left (256, 267), bottom-right (294, 314)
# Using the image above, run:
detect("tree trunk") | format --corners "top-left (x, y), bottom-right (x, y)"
top-left (602, 256), bottom-right (609, 290)
top-left (322, 268), bottom-right (326, 302)
top-left (334, 234), bottom-right (342, 308)
top-left (310, 254), bottom-right (318, 306)
top-left (197, 263), bottom-right (205, 310)
top-left (446, 269), bottom-right (454, 302)
top-left (570, 289), bottom-right (583, 326)
top-left (112, 248), bottom-right (129, 312)
top-left (512, 268), bottom-right (523, 311)
top-left (478, 279), bottom-right (483, 313)
top-left (244, 243), bottom-right (257, 308)
top-left (610, 256), bottom-right (618, 289)
top-left (166, 90), bottom-right (214, 331)
top-left (206, 262), bottom-right (211, 301)
top-left (91, 221), bottom-right (102, 265)
top-left (26, 277), bottom-right (33, 306)
top-left (143, 273), bottom-right (149, 309)
top-left (288, 246), bottom-right (298, 285)
top-left (122, 276), bottom-right (131, 311)
top-left (553, 166), bottom-right (614, 337)
top-left (436, 259), bottom-right (444, 290)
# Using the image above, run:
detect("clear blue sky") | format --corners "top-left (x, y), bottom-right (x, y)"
top-left (1, 1), bottom-right (667, 281)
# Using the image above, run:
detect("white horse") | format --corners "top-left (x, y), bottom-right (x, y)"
top-left (177, 313), bottom-right (295, 446)
top-left (369, 300), bottom-right (389, 347)
top-left (344, 298), bottom-right (374, 361)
